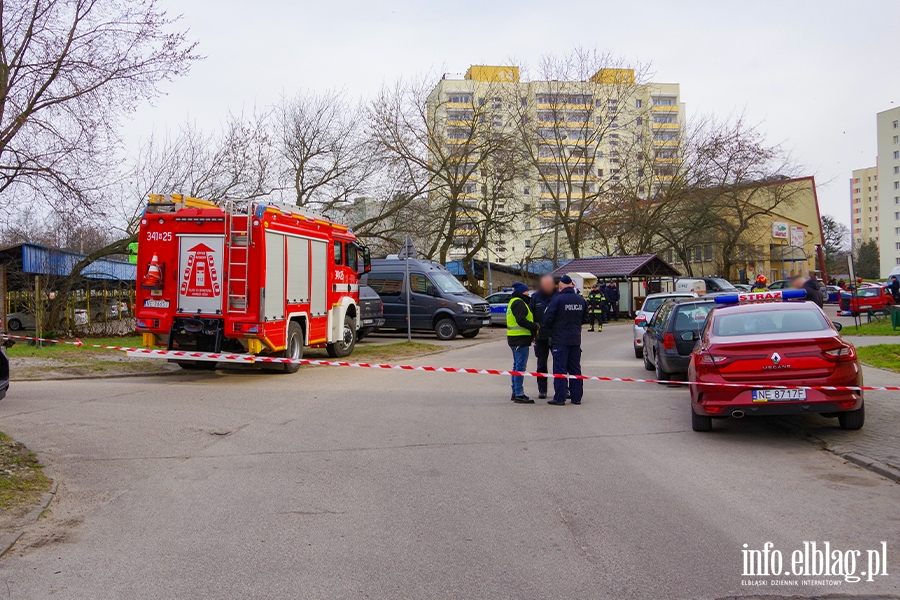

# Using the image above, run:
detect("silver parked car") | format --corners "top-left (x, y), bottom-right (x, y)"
top-left (632, 292), bottom-right (697, 358)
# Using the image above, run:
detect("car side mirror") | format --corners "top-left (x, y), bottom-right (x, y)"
top-left (833, 321), bottom-right (843, 332)
top-left (680, 331), bottom-right (696, 341)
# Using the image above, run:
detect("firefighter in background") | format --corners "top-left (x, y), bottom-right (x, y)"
top-left (751, 274), bottom-right (768, 292)
top-left (586, 284), bottom-right (605, 332)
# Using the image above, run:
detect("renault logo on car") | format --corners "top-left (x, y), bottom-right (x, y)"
top-left (770, 352), bottom-right (782, 365)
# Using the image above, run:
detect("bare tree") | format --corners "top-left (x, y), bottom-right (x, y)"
top-left (368, 75), bottom-right (526, 289)
top-left (275, 91), bottom-right (374, 214)
top-left (508, 49), bottom-right (652, 263)
top-left (0, 0), bottom-right (200, 216)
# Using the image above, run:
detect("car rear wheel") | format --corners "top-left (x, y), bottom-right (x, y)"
top-left (327, 316), bottom-right (356, 358)
top-left (643, 348), bottom-right (654, 371)
top-left (460, 329), bottom-right (479, 339)
top-left (837, 404), bottom-right (865, 430)
top-left (634, 344), bottom-right (642, 359)
top-left (691, 408), bottom-right (713, 432)
top-left (655, 357), bottom-right (671, 382)
top-left (8, 319), bottom-right (22, 331)
top-left (434, 318), bottom-right (458, 341)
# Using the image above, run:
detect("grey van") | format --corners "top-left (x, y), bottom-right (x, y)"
top-left (361, 258), bottom-right (491, 340)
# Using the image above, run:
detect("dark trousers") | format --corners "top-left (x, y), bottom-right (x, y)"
top-left (587, 312), bottom-right (603, 330)
top-left (552, 344), bottom-right (583, 404)
top-left (534, 338), bottom-right (551, 395)
top-left (612, 301), bottom-right (619, 320)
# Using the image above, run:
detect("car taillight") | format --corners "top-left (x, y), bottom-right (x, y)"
top-left (824, 345), bottom-right (856, 360)
top-left (663, 332), bottom-right (675, 349)
top-left (634, 316), bottom-right (646, 326)
top-left (699, 353), bottom-right (730, 366)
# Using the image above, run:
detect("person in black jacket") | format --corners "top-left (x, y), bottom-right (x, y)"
top-left (794, 275), bottom-right (824, 308)
top-left (541, 275), bottom-right (588, 405)
top-left (890, 276), bottom-right (900, 304)
top-left (529, 275), bottom-right (557, 399)
top-left (608, 282), bottom-right (620, 321)
top-left (507, 282), bottom-right (539, 403)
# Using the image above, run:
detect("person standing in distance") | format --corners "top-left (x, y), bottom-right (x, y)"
top-left (529, 275), bottom-right (557, 399)
top-left (540, 275), bottom-right (588, 405)
top-left (586, 283), bottom-right (604, 332)
top-left (507, 282), bottom-right (538, 404)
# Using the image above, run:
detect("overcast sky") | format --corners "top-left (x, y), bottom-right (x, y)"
top-left (124, 0), bottom-right (900, 227)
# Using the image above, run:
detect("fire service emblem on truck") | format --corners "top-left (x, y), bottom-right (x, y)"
top-left (180, 243), bottom-right (221, 298)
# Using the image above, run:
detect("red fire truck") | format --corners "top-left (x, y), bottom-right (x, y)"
top-left (134, 194), bottom-right (370, 372)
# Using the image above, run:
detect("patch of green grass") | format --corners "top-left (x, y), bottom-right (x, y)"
top-left (840, 320), bottom-right (900, 336)
top-left (0, 432), bottom-right (51, 510)
top-left (308, 341), bottom-right (442, 362)
top-left (856, 344), bottom-right (900, 373)
top-left (4, 335), bottom-right (145, 358)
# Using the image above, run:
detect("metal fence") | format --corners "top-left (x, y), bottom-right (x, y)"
top-left (4, 282), bottom-right (135, 333)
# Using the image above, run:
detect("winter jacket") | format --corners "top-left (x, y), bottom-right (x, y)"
top-left (507, 292), bottom-right (538, 347)
top-left (802, 278), bottom-right (824, 308)
top-left (540, 287), bottom-right (587, 347)
top-left (529, 289), bottom-right (556, 340)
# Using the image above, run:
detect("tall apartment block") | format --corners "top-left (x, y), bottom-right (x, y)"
top-left (850, 166), bottom-right (879, 246)
top-left (428, 65), bottom-right (683, 266)
top-left (876, 106), bottom-right (900, 277)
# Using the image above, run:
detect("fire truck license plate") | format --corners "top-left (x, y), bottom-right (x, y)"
top-left (143, 299), bottom-right (170, 309)
top-left (752, 389), bottom-right (806, 402)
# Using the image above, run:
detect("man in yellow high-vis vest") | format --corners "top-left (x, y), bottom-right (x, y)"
top-left (507, 282), bottom-right (538, 403)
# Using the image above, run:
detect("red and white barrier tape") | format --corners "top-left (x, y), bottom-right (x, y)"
top-left (4, 333), bottom-right (899, 392)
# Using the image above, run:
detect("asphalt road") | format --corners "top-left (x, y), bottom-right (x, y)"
top-left (1, 323), bottom-right (899, 599)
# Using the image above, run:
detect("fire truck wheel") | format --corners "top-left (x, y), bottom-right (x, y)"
top-left (434, 318), bottom-right (458, 341)
top-left (281, 322), bottom-right (304, 374)
top-left (327, 316), bottom-right (357, 358)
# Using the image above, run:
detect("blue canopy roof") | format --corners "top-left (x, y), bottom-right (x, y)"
top-left (1, 243), bottom-right (136, 281)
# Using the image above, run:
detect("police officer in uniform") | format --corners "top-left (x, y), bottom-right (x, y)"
top-left (586, 283), bottom-right (604, 332)
top-left (529, 275), bottom-right (557, 399)
top-left (507, 282), bottom-right (538, 404)
top-left (541, 275), bottom-right (588, 405)
top-left (608, 282), bottom-right (620, 321)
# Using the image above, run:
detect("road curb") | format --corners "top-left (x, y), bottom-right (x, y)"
top-left (11, 368), bottom-right (183, 383)
top-left (776, 417), bottom-right (900, 485)
top-left (0, 447), bottom-right (58, 559)
top-left (840, 451), bottom-right (900, 484)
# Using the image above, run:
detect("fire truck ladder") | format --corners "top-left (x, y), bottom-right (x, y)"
top-left (224, 200), bottom-right (252, 313)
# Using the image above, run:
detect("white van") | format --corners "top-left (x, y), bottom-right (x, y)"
top-left (889, 266), bottom-right (900, 279)
top-left (675, 279), bottom-right (707, 294)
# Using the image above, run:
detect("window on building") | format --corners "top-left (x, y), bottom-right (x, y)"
top-left (896, 181), bottom-right (900, 189)
top-left (704, 245), bottom-right (713, 261)
top-left (635, 99), bottom-right (643, 108)
top-left (895, 166), bottom-right (900, 174)
top-left (895, 120), bottom-right (899, 129)
top-left (895, 135), bottom-right (899, 144)
top-left (896, 257), bottom-right (900, 265)
top-left (895, 151), bottom-right (900, 159)
top-left (447, 93), bottom-right (473, 104)
top-left (652, 96), bottom-right (677, 106)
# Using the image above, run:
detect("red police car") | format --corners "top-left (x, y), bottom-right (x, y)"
top-left (687, 290), bottom-right (863, 432)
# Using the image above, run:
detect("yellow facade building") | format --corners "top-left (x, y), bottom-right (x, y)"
top-left (428, 65), bottom-right (684, 266)
top-left (665, 177), bottom-right (825, 283)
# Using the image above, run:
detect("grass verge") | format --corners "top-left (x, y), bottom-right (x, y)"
top-left (5, 335), bottom-right (145, 357)
top-left (0, 432), bottom-right (51, 511)
top-left (307, 341), bottom-right (442, 363)
top-left (857, 344), bottom-right (900, 373)
top-left (839, 319), bottom-right (900, 336)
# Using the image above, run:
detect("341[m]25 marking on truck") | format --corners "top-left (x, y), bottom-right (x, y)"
top-left (134, 195), bottom-right (371, 373)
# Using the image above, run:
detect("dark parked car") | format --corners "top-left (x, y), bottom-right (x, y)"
top-left (361, 258), bottom-right (490, 340)
top-left (357, 284), bottom-right (385, 340)
top-left (639, 298), bottom-right (717, 381)
top-left (0, 344), bottom-right (9, 400)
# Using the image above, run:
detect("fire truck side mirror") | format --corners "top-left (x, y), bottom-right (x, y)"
top-left (361, 246), bottom-right (372, 274)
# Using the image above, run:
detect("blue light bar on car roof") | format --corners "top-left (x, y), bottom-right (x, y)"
top-left (714, 289), bottom-right (807, 304)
